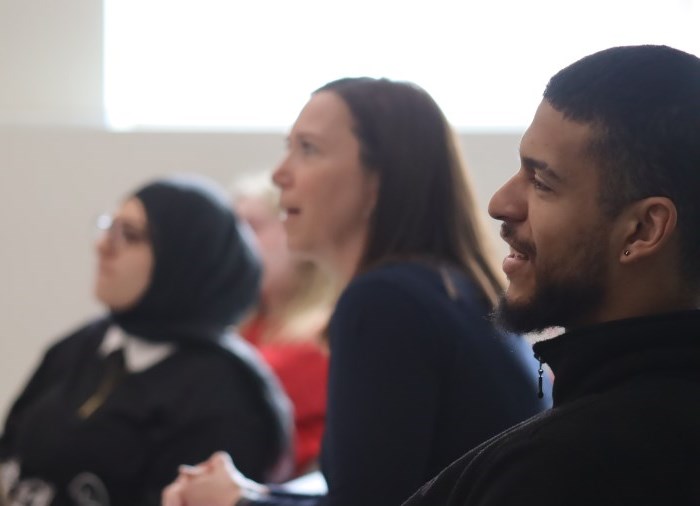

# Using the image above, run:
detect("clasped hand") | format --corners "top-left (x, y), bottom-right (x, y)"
top-left (162, 452), bottom-right (268, 506)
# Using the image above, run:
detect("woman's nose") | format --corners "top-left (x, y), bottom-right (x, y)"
top-left (272, 157), bottom-right (292, 189)
top-left (95, 234), bottom-right (110, 256)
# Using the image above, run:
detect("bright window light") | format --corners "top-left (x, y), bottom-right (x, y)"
top-left (104, 0), bottom-right (700, 131)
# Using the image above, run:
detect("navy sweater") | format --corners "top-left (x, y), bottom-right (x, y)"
top-left (250, 262), bottom-right (550, 506)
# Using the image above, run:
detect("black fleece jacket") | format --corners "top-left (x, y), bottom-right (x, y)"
top-left (404, 310), bottom-right (700, 506)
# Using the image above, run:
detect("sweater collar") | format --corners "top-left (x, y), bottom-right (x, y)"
top-left (533, 310), bottom-right (700, 406)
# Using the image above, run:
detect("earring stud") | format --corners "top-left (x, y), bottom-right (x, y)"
top-left (624, 249), bottom-right (631, 256)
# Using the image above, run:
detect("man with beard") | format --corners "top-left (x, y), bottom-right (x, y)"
top-left (404, 44), bottom-right (700, 505)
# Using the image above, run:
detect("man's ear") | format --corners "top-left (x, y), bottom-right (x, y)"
top-left (617, 197), bottom-right (677, 263)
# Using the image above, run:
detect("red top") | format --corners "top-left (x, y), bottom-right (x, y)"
top-left (242, 315), bottom-right (328, 474)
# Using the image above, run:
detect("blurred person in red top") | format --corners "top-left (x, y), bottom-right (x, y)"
top-left (234, 174), bottom-right (335, 475)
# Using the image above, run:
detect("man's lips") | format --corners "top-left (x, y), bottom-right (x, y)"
top-left (499, 224), bottom-right (535, 277)
top-left (502, 246), bottom-right (531, 276)
top-left (499, 223), bottom-right (536, 259)
top-left (508, 248), bottom-right (529, 261)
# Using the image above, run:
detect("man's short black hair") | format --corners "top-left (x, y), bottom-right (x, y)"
top-left (544, 45), bottom-right (700, 288)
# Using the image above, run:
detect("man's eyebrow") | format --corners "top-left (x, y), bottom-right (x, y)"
top-left (522, 156), bottom-right (565, 183)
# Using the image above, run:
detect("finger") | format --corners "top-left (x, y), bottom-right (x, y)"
top-left (210, 451), bottom-right (234, 469)
top-left (207, 452), bottom-right (240, 477)
top-left (161, 482), bottom-right (183, 506)
top-left (208, 453), bottom-right (267, 494)
top-left (178, 464), bottom-right (206, 477)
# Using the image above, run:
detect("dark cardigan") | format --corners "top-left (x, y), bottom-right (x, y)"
top-left (0, 318), bottom-right (292, 506)
top-left (242, 261), bottom-right (551, 506)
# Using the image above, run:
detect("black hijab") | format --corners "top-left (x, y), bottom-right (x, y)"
top-left (111, 174), bottom-right (262, 344)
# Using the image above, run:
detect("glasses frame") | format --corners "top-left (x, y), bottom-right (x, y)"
top-left (96, 213), bottom-right (150, 250)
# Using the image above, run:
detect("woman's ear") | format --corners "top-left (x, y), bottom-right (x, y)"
top-left (618, 196), bottom-right (677, 263)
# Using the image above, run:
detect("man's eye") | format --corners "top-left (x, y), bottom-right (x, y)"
top-left (529, 174), bottom-right (551, 192)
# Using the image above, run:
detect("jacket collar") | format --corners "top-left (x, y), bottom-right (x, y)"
top-left (533, 310), bottom-right (700, 406)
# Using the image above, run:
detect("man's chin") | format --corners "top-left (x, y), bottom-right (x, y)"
top-left (492, 289), bottom-right (572, 334)
top-left (492, 296), bottom-right (550, 334)
top-left (493, 280), bottom-right (604, 334)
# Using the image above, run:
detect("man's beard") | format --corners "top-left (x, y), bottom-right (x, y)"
top-left (493, 233), bottom-right (608, 334)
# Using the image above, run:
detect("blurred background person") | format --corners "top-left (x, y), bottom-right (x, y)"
top-left (0, 174), bottom-right (293, 506)
top-left (233, 174), bottom-right (334, 475)
top-left (164, 78), bottom-right (551, 506)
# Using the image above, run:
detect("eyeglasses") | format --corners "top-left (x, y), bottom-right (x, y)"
top-left (96, 214), bottom-right (150, 250)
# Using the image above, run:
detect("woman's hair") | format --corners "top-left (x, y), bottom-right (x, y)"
top-left (232, 172), bottom-right (336, 340)
top-left (315, 78), bottom-right (504, 306)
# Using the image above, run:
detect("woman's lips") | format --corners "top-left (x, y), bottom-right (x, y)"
top-left (286, 208), bottom-right (300, 217)
top-left (280, 207), bottom-right (301, 225)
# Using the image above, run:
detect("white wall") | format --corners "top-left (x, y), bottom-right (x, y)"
top-left (0, 0), bottom-right (522, 419)
top-left (0, 0), bottom-right (104, 126)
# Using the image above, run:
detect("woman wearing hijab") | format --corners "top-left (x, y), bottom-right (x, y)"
top-left (0, 174), bottom-right (293, 506)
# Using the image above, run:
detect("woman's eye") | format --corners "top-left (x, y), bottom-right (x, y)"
top-left (123, 228), bottom-right (147, 244)
top-left (300, 141), bottom-right (316, 155)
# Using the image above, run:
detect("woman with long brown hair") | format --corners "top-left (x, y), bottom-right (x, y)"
top-left (163, 78), bottom-right (550, 506)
